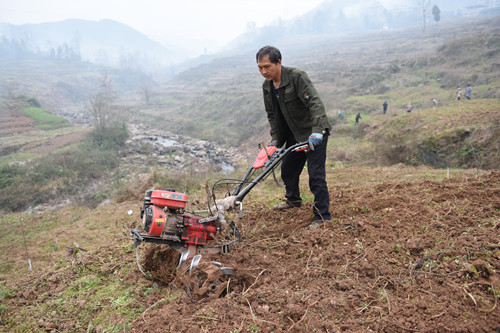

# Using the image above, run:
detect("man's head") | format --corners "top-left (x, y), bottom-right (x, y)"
top-left (256, 46), bottom-right (281, 64)
top-left (256, 46), bottom-right (282, 82)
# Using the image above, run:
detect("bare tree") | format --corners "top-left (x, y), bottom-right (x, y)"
top-left (141, 76), bottom-right (154, 104)
top-left (417, 0), bottom-right (432, 32)
top-left (84, 73), bottom-right (119, 146)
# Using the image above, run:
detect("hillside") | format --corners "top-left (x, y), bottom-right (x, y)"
top-left (1, 16), bottom-right (499, 159)
top-left (134, 16), bottom-right (500, 158)
top-left (0, 58), bottom-right (154, 113)
top-left (1, 166), bottom-right (498, 331)
top-left (333, 99), bottom-right (500, 169)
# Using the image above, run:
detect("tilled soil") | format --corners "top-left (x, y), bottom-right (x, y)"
top-left (0, 109), bottom-right (35, 136)
top-left (19, 130), bottom-right (88, 154)
top-left (3, 171), bottom-right (499, 332)
top-left (131, 171), bottom-right (500, 332)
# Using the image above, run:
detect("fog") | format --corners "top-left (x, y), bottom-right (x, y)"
top-left (0, 0), bottom-right (494, 71)
top-left (0, 0), bottom-right (477, 56)
top-left (0, 0), bottom-right (326, 54)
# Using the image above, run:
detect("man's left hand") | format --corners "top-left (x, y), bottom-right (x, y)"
top-left (308, 133), bottom-right (323, 151)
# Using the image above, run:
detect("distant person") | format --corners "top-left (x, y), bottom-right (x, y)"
top-left (256, 45), bottom-right (332, 226)
top-left (338, 110), bottom-right (344, 120)
top-left (407, 102), bottom-right (412, 113)
top-left (355, 112), bottom-right (362, 124)
top-left (465, 84), bottom-right (472, 100)
top-left (383, 100), bottom-right (388, 114)
top-left (457, 86), bottom-right (461, 101)
top-left (431, 97), bottom-right (438, 109)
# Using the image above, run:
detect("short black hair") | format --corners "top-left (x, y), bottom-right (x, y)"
top-left (256, 46), bottom-right (281, 64)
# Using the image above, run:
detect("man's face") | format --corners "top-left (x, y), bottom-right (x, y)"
top-left (257, 55), bottom-right (281, 82)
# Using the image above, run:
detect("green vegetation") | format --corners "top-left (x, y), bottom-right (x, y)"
top-left (0, 123), bottom-right (128, 211)
top-left (0, 144), bottom-right (116, 211)
top-left (1, 243), bottom-right (149, 331)
top-left (20, 107), bottom-right (69, 130)
top-left (87, 124), bottom-right (129, 150)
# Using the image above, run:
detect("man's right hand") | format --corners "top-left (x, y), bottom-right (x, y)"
top-left (308, 133), bottom-right (323, 151)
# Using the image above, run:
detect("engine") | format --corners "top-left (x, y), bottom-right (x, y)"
top-left (140, 189), bottom-right (218, 247)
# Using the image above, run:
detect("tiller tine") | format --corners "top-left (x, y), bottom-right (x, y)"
top-left (189, 254), bottom-right (202, 273)
top-left (178, 249), bottom-right (190, 270)
top-left (220, 267), bottom-right (236, 276)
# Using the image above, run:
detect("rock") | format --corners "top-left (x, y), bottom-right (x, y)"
top-left (196, 151), bottom-right (207, 157)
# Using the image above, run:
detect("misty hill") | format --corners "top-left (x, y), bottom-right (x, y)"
top-left (0, 19), bottom-right (184, 70)
top-left (1, 0), bottom-right (499, 75)
top-left (2, 0), bottom-right (499, 72)
top-left (223, 0), bottom-right (500, 53)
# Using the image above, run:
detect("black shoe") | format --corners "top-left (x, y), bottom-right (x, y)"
top-left (308, 219), bottom-right (330, 229)
top-left (273, 200), bottom-right (301, 210)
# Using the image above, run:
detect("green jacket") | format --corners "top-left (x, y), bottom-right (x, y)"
top-left (262, 66), bottom-right (331, 145)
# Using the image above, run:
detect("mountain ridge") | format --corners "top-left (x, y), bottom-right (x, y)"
top-left (0, 18), bottom-right (185, 69)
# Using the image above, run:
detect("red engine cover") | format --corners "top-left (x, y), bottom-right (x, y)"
top-left (144, 205), bottom-right (166, 236)
top-left (181, 213), bottom-right (217, 246)
top-left (150, 190), bottom-right (187, 209)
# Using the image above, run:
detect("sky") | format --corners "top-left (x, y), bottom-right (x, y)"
top-left (0, 0), bottom-right (332, 54)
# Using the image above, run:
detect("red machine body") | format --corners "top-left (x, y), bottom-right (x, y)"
top-left (181, 213), bottom-right (217, 246)
top-left (139, 189), bottom-right (218, 251)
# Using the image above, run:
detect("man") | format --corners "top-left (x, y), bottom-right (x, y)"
top-left (465, 84), bottom-right (472, 100)
top-left (383, 100), bottom-right (388, 114)
top-left (256, 45), bottom-right (332, 225)
top-left (355, 112), bottom-right (362, 124)
top-left (431, 97), bottom-right (438, 109)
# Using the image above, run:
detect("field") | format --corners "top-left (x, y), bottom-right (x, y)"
top-left (1, 165), bottom-right (498, 332)
top-left (0, 102), bottom-right (87, 164)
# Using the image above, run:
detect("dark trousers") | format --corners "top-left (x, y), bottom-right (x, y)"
top-left (281, 136), bottom-right (331, 221)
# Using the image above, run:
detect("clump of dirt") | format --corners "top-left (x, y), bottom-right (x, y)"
top-left (142, 245), bottom-right (181, 285)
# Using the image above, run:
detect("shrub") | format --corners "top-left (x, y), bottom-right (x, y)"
top-left (0, 135), bottom-right (124, 212)
top-left (27, 98), bottom-right (41, 108)
top-left (0, 164), bottom-right (28, 188)
top-left (87, 123), bottom-right (129, 150)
